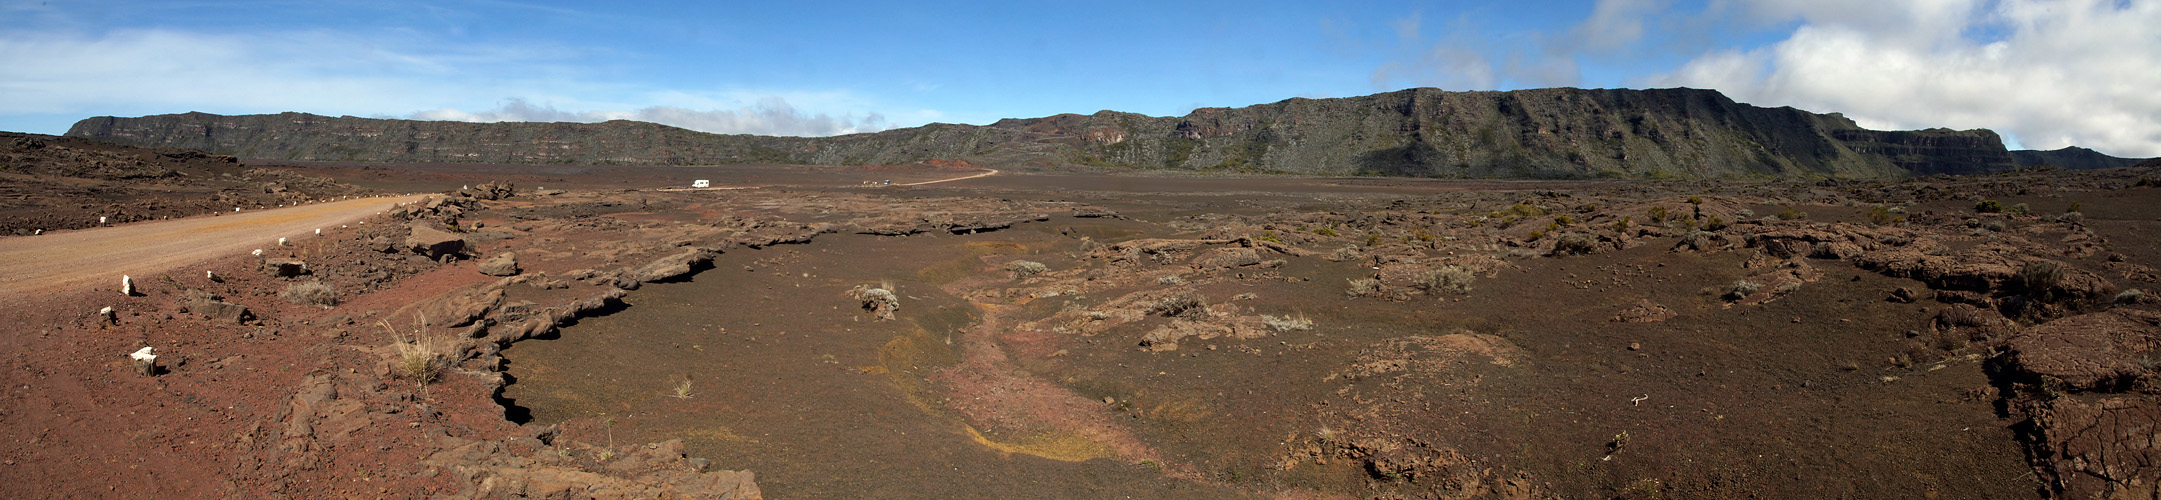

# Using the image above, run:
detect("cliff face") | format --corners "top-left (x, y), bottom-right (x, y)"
top-left (2010, 146), bottom-right (2151, 170)
top-left (66, 87), bottom-right (2018, 178)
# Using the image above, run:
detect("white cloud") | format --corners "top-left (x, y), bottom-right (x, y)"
top-left (0, 28), bottom-right (913, 137)
top-left (1572, 0), bottom-right (1669, 50)
top-left (1668, 0), bottom-right (2161, 157)
top-left (410, 98), bottom-right (893, 137)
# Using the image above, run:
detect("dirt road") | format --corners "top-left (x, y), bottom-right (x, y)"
top-left (899, 168), bottom-right (997, 186)
top-left (0, 195), bottom-right (428, 298)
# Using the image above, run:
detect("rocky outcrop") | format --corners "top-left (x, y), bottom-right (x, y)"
top-left (1997, 310), bottom-right (2161, 498)
top-left (426, 436), bottom-right (760, 500)
top-left (476, 253), bottom-right (519, 277)
top-left (2011, 146), bottom-right (2151, 170)
top-left (179, 289), bottom-right (252, 324)
top-left (67, 88), bottom-right (2018, 179)
top-left (406, 225), bottom-right (468, 260)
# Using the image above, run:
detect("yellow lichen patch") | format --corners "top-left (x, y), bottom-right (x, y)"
top-left (914, 257), bottom-right (976, 284)
top-left (876, 328), bottom-right (959, 416)
top-left (962, 425), bottom-right (1116, 463)
top-left (1145, 396), bottom-right (1216, 424)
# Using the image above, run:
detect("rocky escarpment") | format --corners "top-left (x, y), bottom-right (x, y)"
top-left (67, 87), bottom-right (2017, 179)
top-left (2010, 146), bottom-right (2151, 170)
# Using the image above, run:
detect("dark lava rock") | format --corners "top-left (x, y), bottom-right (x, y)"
top-left (180, 290), bottom-right (252, 324)
top-left (264, 259), bottom-right (309, 277)
top-left (406, 225), bottom-right (467, 259)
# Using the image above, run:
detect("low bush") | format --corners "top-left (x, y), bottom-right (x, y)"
top-left (281, 281), bottom-right (339, 307)
top-left (1260, 314), bottom-right (1314, 332)
top-left (1416, 266), bottom-right (1474, 294)
top-left (1345, 278), bottom-right (1384, 297)
top-left (2017, 261), bottom-right (2064, 301)
top-left (1148, 293), bottom-right (1210, 319)
top-left (1005, 260), bottom-right (1048, 278)
top-left (1726, 280), bottom-right (1762, 301)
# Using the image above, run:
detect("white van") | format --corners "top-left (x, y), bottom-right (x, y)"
top-left (691, 180), bottom-right (711, 188)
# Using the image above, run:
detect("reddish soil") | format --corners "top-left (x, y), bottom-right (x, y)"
top-left (4, 144), bottom-right (2160, 499)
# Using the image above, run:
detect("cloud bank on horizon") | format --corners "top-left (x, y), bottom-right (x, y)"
top-left (1, 0), bottom-right (2156, 157)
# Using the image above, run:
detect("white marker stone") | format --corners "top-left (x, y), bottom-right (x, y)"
top-left (129, 347), bottom-right (157, 376)
top-left (277, 237), bottom-right (287, 246)
top-left (252, 249), bottom-right (264, 257)
top-left (120, 275), bottom-right (134, 296)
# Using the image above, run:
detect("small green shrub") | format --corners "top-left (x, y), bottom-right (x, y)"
top-left (1005, 260), bottom-right (1048, 277)
top-left (1775, 207), bottom-right (1807, 221)
top-left (1345, 278), bottom-right (1384, 297)
top-left (1256, 232), bottom-right (1282, 243)
top-left (1726, 280), bottom-right (1762, 301)
top-left (2009, 203), bottom-right (2030, 215)
top-left (1503, 204), bottom-right (1547, 217)
top-left (1148, 293), bottom-right (1210, 318)
top-left (1867, 206), bottom-right (1901, 225)
top-left (1314, 227), bottom-right (1338, 237)
top-left (1260, 314), bottom-right (1314, 332)
top-left (2017, 261), bottom-right (2064, 301)
top-left (2067, 201), bottom-right (2083, 214)
top-left (1687, 196), bottom-right (1705, 205)
top-left (1647, 206), bottom-right (1669, 222)
top-left (1416, 266), bottom-right (1474, 294)
top-left (1553, 215), bottom-right (1576, 226)
top-left (281, 281), bottom-right (339, 307)
top-left (1703, 216), bottom-right (1728, 231)
top-left (1975, 200), bottom-right (2004, 213)
top-left (1553, 233), bottom-right (1599, 255)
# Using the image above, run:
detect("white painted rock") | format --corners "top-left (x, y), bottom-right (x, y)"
top-left (129, 347), bottom-right (157, 376)
top-left (120, 275), bottom-right (134, 296)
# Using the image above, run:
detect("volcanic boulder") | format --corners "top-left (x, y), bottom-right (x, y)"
top-left (477, 253), bottom-right (520, 277)
top-left (406, 225), bottom-right (467, 260)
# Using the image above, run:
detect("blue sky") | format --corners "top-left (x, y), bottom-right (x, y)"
top-left (4, 0), bottom-right (2158, 156)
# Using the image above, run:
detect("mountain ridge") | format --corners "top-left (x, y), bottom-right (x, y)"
top-left (66, 87), bottom-right (2024, 179)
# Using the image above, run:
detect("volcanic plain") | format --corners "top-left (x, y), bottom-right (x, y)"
top-left (3, 139), bottom-right (2160, 499)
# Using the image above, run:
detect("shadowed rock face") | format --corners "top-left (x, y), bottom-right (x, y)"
top-left (66, 88), bottom-right (2017, 179)
top-left (2010, 146), bottom-right (2152, 170)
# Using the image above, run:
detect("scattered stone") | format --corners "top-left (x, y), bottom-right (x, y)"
top-left (180, 290), bottom-right (252, 324)
top-left (264, 259), bottom-right (309, 277)
top-left (128, 347), bottom-right (157, 376)
top-left (406, 225), bottom-right (468, 259)
top-left (477, 252), bottom-right (521, 277)
top-left (1611, 299), bottom-right (1677, 323)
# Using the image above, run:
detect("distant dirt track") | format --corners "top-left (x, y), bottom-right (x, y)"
top-left (0, 195), bottom-right (429, 299)
top-left (899, 169), bottom-right (998, 186)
